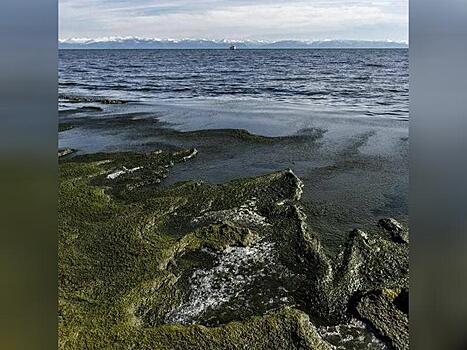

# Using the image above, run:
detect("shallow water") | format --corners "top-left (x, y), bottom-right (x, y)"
top-left (59, 98), bottom-right (408, 251)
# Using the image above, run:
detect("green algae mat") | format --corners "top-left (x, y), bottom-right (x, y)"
top-left (59, 150), bottom-right (408, 349)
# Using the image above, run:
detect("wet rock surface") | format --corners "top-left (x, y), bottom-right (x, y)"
top-left (378, 217), bottom-right (409, 244)
top-left (59, 122), bottom-right (75, 132)
top-left (59, 93), bottom-right (128, 104)
top-left (356, 288), bottom-right (409, 350)
top-left (59, 149), bottom-right (408, 349)
top-left (58, 148), bottom-right (76, 158)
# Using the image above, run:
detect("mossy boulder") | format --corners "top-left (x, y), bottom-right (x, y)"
top-left (318, 223), bottom-right (409, 324)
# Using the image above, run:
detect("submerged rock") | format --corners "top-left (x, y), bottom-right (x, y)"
top-left (58, 122), bottom-right (74, 132)
top-left (59, 93), bottom-right (128, 104)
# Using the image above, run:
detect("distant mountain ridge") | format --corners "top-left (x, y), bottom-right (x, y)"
top-left (59, 38), bottom-right (408, 49)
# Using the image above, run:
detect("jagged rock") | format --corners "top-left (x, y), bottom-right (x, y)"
top-left (356, 288), bottom-right (409, 350)
top-left (378, 218), bottom-right (409, 244)
top-left (59, 151), bottom-right (334, 349)
top-left (311, 224), bottom-right (409, 326)
top-left (58, 150), bottom-right (408, 350)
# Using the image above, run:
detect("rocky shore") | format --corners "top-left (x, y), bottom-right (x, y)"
top-left (59, 148), bottom-right (408, 349)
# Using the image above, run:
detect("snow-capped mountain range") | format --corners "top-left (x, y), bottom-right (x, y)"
top-left (59, 37), bottom-right (408, 49)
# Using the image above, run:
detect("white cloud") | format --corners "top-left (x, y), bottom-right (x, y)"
top-left (59, 0), bottom-right (408, 42)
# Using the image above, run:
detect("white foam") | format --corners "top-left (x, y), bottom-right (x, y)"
top-left (106, 166), bottom-right (142, 180)
top-left (166, 242), bottom-right (275, 324)
top-left (182, 149), bottom-right (198, 161)
top-left (192, 199), bottom-right (270, 228)
top-left (318, 318), bottom-right (388, 350)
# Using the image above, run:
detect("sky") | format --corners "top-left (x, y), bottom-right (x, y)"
top-left (59, 0), bottom-right (408, 42)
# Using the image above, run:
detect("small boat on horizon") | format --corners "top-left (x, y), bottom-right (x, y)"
top-left (229, 45), bottom-right (237, 50)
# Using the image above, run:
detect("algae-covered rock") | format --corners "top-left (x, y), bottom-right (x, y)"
top-left (320, 225), bottom-right (409, 324)
top-left (59, 149), bottom-right (408, 349)
top-left (59, 93), bottom-right (128, 104)
top-left (61, 307), bottom-right (331, 350)
top-left (378, 217), bottom-right (409, 244)
top-left (59, 150), bottom-right (333, 349)
top-left (132, 307), bottom-right (332, 350)
top-left (59, 123), bottom-right (74, 132)
top-left (356, 288), bottom-right (409, 350)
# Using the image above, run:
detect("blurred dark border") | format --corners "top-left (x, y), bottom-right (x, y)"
top-left (0, 0), bottom-right (57, 349)
top-left (411, 0), bottom-right (467, 349)
top-left (1, 0), bottom-right (467, 349)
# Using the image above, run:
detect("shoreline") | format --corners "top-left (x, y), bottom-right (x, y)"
top-left (59, 99), bottom-right (408, 251)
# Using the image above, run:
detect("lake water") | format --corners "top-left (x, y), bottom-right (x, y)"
top-left (60, 49), bottom-right (408, 119)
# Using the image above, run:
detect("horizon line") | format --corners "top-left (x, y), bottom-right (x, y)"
top-left (59, 37), bottom-right (408, 44)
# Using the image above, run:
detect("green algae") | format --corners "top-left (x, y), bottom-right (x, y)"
top-left (59, 150), bottom-right (334, 349)
top-left (61, 307), bottom-right (331, 350)
top-left (356, 288), bottom-right (409, 350)
top-left (59, 149), bottom-right (408, 349)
